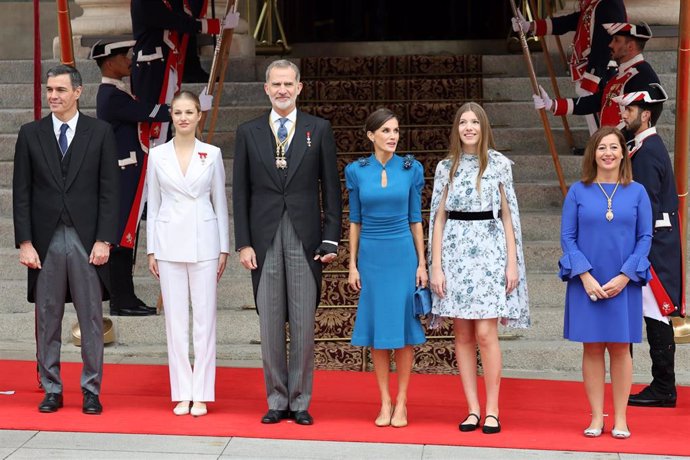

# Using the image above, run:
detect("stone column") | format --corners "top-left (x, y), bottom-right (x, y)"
top-left (561, 0), bottom-right (680, 25)
top-left (625, 0), bottom-right (680, 25)
top-left (53, 0), bottom-right (131, 59)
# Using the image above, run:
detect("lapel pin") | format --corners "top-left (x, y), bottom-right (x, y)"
top-left (198, 151), bottom-right (207, 165)
top-left (306, 131), bottom-right (311, 148)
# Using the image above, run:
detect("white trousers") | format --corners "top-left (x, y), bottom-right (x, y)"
top-left (158, 259), bottom-right (218, 402)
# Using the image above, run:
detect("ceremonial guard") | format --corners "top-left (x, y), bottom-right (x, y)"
top-left (91, 40), bottom-right (171, 316)
top-left (615, 83), bottom-right (684, 407)
top-left (533, 22), bottom-right (659, 131)
top-left (130, 0), bottom-right (235, 149)
top-left (513, 0), bottom-right (627, 133)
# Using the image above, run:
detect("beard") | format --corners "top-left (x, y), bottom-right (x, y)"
top-left (624, 112), bottom-right (643, 136)
top-left (271, 95), bottom-right (296, 112)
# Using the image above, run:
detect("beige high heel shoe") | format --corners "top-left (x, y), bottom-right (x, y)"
top-left (374, 403), bottom-right (392, 427)
top-left (391, 405), bottom-right (408, 428)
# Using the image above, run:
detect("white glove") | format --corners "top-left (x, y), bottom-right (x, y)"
top-left (199, 87), bottom-right (213, 112)
top-left (222, 11), bottom-right (240, 30)
top-left (532, 85), bottom-right (553, 111)
top-left (511, 9), bottom-right (532, 34)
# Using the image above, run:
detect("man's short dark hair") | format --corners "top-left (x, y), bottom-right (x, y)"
top-left (46, 64), bottom-right (83, 88)
top-left (634, 102), bottom-right (663, 126)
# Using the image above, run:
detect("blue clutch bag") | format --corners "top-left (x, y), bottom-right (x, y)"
top-left (413, 286), bottom-right (432, 317)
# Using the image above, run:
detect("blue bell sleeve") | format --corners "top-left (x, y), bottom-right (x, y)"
top-left (408, 159), bottom-right (424, 223)
top-left (559, 184), bottom-right (593, 280)
top-left (345, 163), bottom-right (361, 224)
top-left (619, 185), bottom-right (653, 284)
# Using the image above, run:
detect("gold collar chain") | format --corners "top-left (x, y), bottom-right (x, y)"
top-left (271, 119), bottom-right (296, 170)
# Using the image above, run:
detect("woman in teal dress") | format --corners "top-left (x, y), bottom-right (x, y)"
top-left (345, 108), bottom-right (427, 428)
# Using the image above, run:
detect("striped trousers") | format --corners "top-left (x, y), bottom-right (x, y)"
top-left (256, 212), bottom-right (317, 411)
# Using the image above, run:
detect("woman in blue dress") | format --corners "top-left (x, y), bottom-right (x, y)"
top-left (345, 108), bottom-right (427, 428)
top-left (560, 127), bottom-right (652, 439)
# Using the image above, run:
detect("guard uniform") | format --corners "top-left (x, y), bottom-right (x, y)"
top-left (130, 0), bottom-right (217, 147)
top-left (549, 22), bottom-right (659, 130)
top-left (92, 40), bottom-right (171, 315)
top-left (615, 84), bottom-right (683, 407)
top-left (533, 0), bottom-right (626, 92)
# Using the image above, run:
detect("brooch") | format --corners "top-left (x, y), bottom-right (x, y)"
top-left (198, 152), bottom-right (207, 165)
top-left (358, 157), bottom-right (370, 167)
top-left (402, 154), bottom-right (414, 169)
top-left (306, 131), bottom-right (312, 147)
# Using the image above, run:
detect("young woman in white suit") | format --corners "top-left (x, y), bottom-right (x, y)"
top-left (147, 91), bottom-right (229, 417)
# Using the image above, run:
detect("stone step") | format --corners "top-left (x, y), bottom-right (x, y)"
top-left (484, 100), bottom-right (678, 128)
top-left (483, 74), bottom-right (678, 102)
top-left (483, 50), bottom-right (679, 77)
top-left (0, 121), bottom-right (678, 162)
top-left (0, 82), bottom-right (268, 110)
top-left (2, 306), bottom-right (688, 376)
top-left (0, 153), bottom-right (586, 189)
top-left (0, 180), bottom-right (567, 219)
top-left (0, 107), bottom-right (269, 136)
top-left (0, 57), bottom-right (272, 85)
top-left (0, 239), bottom-right (565, 282)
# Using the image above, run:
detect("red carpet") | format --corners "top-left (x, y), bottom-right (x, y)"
top-left (0, 360), bottom-right (687, 456)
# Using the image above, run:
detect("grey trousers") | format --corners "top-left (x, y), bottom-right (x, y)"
top-left (35, 225), bottom-right (104, 394)
top-left (256, 212), bottom-right (317, 411)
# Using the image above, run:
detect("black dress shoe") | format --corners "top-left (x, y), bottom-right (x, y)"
top-left (628, 386), bottom-right (677, 407)
top-left (261, 409), bottom-right (290, 424)
top-left (293, 410), bottom-right (314, 425)
top-left (459, 413), bottom-right (481, 432)
top-left (482, 415), bottom-right (501, 434)
top-left (110, 305), bottom-right (153, 316)
top-left (82, 390), bottom-right (103, 415)
top-left (38, 393), bottom-right (63, 413)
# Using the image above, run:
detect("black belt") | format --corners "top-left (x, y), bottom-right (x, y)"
top-left (447, 211), bottom-right (500, 221)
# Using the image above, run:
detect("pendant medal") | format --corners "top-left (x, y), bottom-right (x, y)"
top-left (605, 210), bottom-right (614, 221)
top-left (276, 157), bottom-right (287, 169)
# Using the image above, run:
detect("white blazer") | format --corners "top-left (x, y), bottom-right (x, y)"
top-left (146, 138), bottom-right (230, 262)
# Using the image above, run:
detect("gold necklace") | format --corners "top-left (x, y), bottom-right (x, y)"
top-left (595, 181), bottom-right (620, 222)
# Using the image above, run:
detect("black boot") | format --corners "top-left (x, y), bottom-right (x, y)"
top-left (109, 247), bottom-right (154, 316)
top-left (629, 318), bottom-right (676, 407)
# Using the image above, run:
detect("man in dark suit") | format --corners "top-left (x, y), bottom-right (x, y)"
top-left (13, 65), bottom-right (120, 414)
top-left (233, 59), bottom-right (342, 425)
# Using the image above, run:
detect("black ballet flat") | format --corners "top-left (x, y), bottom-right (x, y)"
top-left (482, 415), bottom-right (501, 434)
top-left (459, 413), bottom-right (480, 432)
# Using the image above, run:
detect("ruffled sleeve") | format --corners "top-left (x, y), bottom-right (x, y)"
top-left (344, 163), bottom-right (361, 224)
top-left (408, 159), bottom-right (424, 223)
top-left (559, 182), bottom-right (593, 280)
top-left (620, 184), bottom-right (653, 285)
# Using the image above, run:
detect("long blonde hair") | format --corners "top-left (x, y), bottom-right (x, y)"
top-left (447, 102), bottom-right (495, 193)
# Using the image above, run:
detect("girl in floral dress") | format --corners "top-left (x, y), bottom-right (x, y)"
top-left (429, 102), bottom-right (529, 434)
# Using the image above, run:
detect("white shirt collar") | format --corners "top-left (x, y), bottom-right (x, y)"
top-left (270, 108), bottom-right (297, 126)
top-left (101, 76), bottom-right (131, 95)
top-left (51, 111), bottom-right (79, 135)
top-left (618, 53), bottom-right (644, 74)
top-left (633, 126), bottom-right (657, 147)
